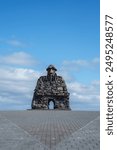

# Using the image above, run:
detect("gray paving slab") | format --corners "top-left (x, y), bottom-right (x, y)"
top-left (0, 110), bottom-right (100, 150)
top-left (0, 114), bottom-right (48, 150)
top-left (55, 116), bottom-right (100, 150)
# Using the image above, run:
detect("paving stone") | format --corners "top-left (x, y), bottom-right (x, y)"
top-left (0, 110), bottom-right (100, 150)
top-left (0, 114), bottom-right (48, 150)
top-left (55, 116), bottom-right (100, 150)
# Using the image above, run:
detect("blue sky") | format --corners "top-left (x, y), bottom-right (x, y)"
top-left (0, 0), bottom-right (100, 110)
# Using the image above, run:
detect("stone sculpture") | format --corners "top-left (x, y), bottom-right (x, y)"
top-left (31, 65), bottom-right (71, 110)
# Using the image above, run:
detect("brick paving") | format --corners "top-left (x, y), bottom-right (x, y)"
top-left (0, 110), bottom-right (100, 150)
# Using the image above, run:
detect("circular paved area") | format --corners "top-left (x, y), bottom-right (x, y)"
top-left (0, 110), bottom-right (100, 150)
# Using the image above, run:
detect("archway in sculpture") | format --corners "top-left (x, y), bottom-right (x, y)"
top-left (48, 99), bottom-right (55, 110)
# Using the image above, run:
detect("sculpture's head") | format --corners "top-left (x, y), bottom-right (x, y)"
top-left (46, 65), bottom-right (57, 76)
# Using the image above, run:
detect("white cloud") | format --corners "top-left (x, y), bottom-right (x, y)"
top-left (0, 51), bottom-right (41, 109)
top-left (64, 58), bottom-right (100, 66)
top-left (7, 39), bottom-right (24, 47)
top-left (0, 67), bottom-right (39, 81)
top-left (0, 66), bottom-right (40, 108)
top-left (67, 80), bottom-right (100, 110)
top-left (0, 51), bottom-right (37, 66)
top-left (62, 57), bottom-right (100, 71)
top-left (0, 38), bottom-right (25, 47)
top-left (0, 96), bottom-right (22, 104)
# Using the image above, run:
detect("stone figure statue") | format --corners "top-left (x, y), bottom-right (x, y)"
top-left (31, 65), bottom-right (71, 110)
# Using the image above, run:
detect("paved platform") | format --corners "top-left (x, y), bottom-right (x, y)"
top-left (0, 110), bottom-right (100, 150)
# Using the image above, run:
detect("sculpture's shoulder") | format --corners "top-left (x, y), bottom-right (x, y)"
top-left (56, 75), bottom-right (63, 80)
top-left (56, 75), bottom-right (65, 82)
top-left (38, 76), bottom-right (47, 82)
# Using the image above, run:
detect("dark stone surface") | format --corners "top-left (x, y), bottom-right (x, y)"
top-left (0, 110), bottom-right (100, 150)
top-left (31, 65), bottom-right (71, 110)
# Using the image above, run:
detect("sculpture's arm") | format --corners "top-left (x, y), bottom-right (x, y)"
top-left (61, 77), bottom-right (69, 96)
top-left (34, 77), bottom-right (44, 95)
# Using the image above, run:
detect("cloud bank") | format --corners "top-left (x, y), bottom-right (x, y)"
top-left (0, 52), bottom-right (100, 110)
top-left (0, 51), bottom-right (36, 66)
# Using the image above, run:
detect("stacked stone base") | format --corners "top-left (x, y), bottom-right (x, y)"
top-left (31, 95), bottom-right (71, 110)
